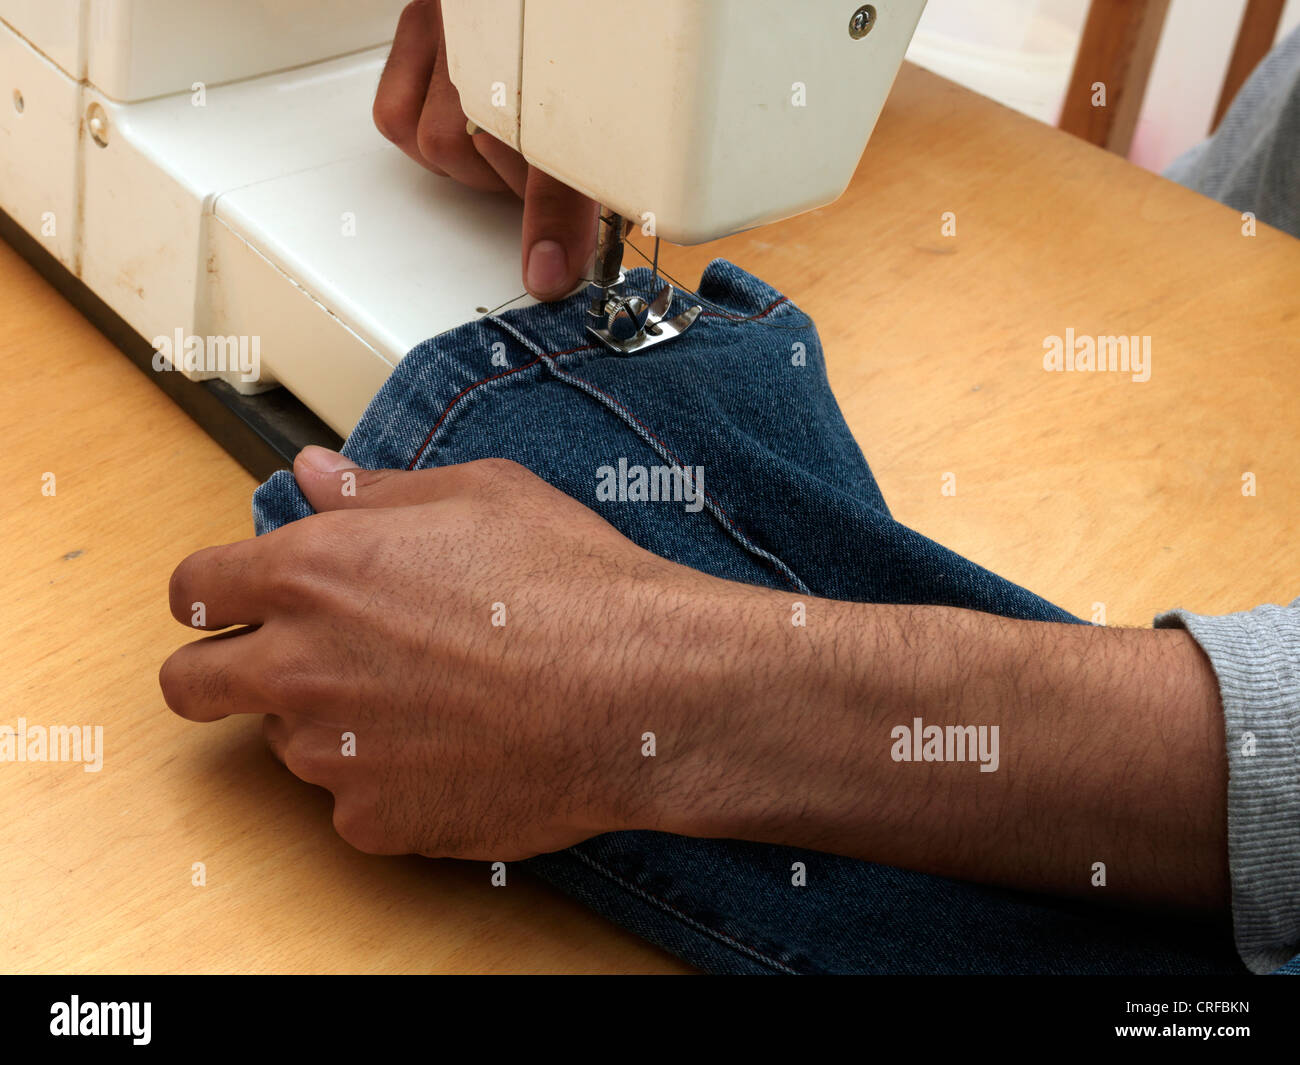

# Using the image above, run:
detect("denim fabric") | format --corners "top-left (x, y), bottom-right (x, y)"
top-left (1164, 24), bottom-right (1300, 240)
top-left (253, 260), bottom-right (1247, 974)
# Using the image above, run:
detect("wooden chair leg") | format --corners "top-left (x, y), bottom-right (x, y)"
top-left (1059, 0), bottom-right (1170, 156)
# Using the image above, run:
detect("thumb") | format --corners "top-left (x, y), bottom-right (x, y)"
top-left (293, 446), bottom-right (450, 512)
top-left (522, 167), bottom-right (598, 301)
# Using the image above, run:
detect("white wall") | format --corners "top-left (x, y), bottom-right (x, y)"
top-left (906, 0), bottom-right (1087, 124)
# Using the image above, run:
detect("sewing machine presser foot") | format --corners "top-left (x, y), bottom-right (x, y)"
top-left (584, 208), bottom-right (702, 354)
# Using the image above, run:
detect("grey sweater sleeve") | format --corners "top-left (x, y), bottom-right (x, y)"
top-left (1154, 598), bottom-right (1300, 973)
top-left (1163, 23), bottom-right (1300, 240)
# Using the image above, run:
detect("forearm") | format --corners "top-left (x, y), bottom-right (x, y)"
top-left (639, 583), bottom-right (1229, 910)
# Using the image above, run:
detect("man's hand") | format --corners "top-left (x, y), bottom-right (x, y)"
top-left (160, 450), bottom-right (717, 860)
top-left (373, 0), bottom-right (598, 301)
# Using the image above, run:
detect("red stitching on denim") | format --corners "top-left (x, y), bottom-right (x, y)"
top-left (405, 345), bottom-right (595, 469)
top-left (700, 295), bottom-right (788, 322)
top-left (406, 296), bottom-right (789, 471)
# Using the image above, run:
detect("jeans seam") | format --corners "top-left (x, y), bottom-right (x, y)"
top-left (566, 846), bottom-right (802, 975)
top-left (401, 299), bottom-right (810, 593)
top-left (405, 346), bottom-right (594, 469)
top-left (536, 359), bottom-right (810, 594)
top-left (406, 297), bottom-right (792, 470)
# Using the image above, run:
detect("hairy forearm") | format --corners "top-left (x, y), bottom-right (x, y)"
top-left (637, 582), bottom-right (1229, 911)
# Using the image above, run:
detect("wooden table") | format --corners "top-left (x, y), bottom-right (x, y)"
top-left (2, 65), bottom-right (1296, 973)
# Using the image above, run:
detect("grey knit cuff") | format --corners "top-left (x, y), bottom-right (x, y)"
top-left (1155, 598), bottom-right (1300, 974)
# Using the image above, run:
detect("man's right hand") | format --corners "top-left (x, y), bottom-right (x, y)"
top-left (372, 0), bottom-right (598, 301)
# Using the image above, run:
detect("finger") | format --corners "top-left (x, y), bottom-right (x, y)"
top-left (414, 20), bottom-right (511, 191)
top-left (159, 627), bottom-right (266, 723)
top-left (281, 726), bottom-right (346, 788)
top-left (521, 167), bottom-right (599, 300)
top-left (169, 534), bottom-right (289, 629)
top-left (471, 130), bottom-right (529, 199)
top-left (263, 717), bottom-right (341, 788)
top-left (373, 0), bottom-right (446, 173)
top-left (293, 447), bottom-right (462, 512)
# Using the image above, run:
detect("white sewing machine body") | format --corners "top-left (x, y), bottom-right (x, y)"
top-left (446, 0), bottom-right (926, 246)
top-left (0, 0), bottom-right (924, 443)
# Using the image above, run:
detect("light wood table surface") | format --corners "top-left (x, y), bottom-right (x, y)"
top-left (2, 64), bottom-right (1296, 973)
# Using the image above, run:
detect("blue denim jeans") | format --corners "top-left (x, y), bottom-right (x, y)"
top-left (253, 260), bottom-right (1246, 974)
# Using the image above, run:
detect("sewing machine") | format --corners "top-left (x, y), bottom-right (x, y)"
top-left (0, 0), bottom-right (925, 472)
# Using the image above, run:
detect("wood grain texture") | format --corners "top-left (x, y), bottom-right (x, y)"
top-left (2, 64), bottom-right (1297, 973)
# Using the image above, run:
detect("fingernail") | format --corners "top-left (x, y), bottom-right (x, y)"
top-left (526, 240), bottom-right (568, 299)
top-left (297, 445), bottom-right (354, 474)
